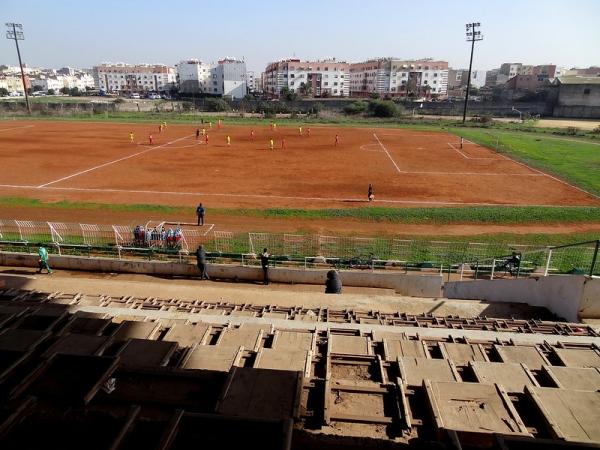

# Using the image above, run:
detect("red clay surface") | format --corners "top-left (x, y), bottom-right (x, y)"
top-left (0, 120), bottom-right (598, 210)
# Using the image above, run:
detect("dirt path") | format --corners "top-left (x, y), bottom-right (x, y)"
top-left (2, 205), bottom-right (599, 237)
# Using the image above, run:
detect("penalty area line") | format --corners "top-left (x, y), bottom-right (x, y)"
top-left (37, 134), bottom-right (194, 188)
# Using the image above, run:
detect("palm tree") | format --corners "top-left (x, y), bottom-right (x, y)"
top-left (299, 82), bottom-right (312, 98)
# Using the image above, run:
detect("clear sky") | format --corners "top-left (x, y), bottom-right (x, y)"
top-left (2, 0), bottom-right (599, 73)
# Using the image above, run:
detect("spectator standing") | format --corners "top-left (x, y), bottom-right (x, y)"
top-left (260, 248), bottom-right (270, 285)
top-left (196, 245), bottom-right (209, 280)
top-left (196, 203), bottom-right (205, 226)
top-left (325, 270), bottom-right (342, 294)
top-left (37, 246), bottom-right (52, 274)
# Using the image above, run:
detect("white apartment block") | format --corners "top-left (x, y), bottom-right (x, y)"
top-left (176, 58), bottom-right (247, 99)
top-left (93, 63), bottom-right (177, 93)
top-left (176, 59), bottom-right (212, 94)
top-left (264, 58), bottom-right (350, 98)
top-left (349, 58), bottom-right (449, 98)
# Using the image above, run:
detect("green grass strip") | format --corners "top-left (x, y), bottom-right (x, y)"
top-left (1, 197), bottom-right (600, 225)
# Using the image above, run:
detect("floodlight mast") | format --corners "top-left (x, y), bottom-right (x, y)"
top-left (5, 22), bottom-right (31, 114)
top-left (462, 22), bottom-right (483, 123)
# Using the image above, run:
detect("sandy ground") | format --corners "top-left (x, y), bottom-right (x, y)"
top-left (0, 267), bottom-right (550, 319)
top-left (535, 119), bottom-right (600, 131)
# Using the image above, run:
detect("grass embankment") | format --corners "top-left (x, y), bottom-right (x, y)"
top-left (451, 128), bottom-right (600, 197)
top-left (2, 197), bottom-right (600, 225)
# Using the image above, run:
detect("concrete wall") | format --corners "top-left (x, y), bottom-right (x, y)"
top-left (552, 105), bottom-right (600, 119)
top-left (444, 275), bottom-right (600, 322)
top-left (0, 252), bottom-right (442, 298)
top-left (579, 276), bottom-right (600, 320)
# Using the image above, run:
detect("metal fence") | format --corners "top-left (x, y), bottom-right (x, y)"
top-left (0, 219), bottom-right (598, 275)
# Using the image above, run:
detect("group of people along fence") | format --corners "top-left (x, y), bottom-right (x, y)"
top-left (132, 225), bottom-right (184, 249)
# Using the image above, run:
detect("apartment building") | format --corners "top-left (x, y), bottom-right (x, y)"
top-left (93, 63), bottom-right (177, 93)
top-left (349, 58), bottom-right (449, 98)
top-left (176, 58), bottom-right (247, 99)
top-left (264, 58), bottom-right (350, 98)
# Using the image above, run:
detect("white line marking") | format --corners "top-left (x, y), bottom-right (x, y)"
top-left (37, 134), bottom-right (194, 188)
top-left (0, 125), bottom-right (35, 133)
top-left (0, 184), bottom-right (595, 207)
top-left (373, 133), bottom-right (402, 173)
top-left (202, 224), bottom-right (215, 235)
top-left (447, 142), bottom-right (496, 160)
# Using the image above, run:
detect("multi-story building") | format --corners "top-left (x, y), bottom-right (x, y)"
top-left (0, 75), bottom-right (30, 93)
top-left (500, 63), bottom-right (522, 78)
top-left (264, 58), bottom-right (350, 98)
top-left (176, 59), bottom-right (212, 94)
top-left (216, 58), bottom-right (247, 99)
top-left (448, 69), bottom-right (487, 92)
top-left (176, 58), bottom-right (247, 99)
top-left (93, 63), bottom-right (177, 93)
top-left (349, 58), bottom-right (449, 98)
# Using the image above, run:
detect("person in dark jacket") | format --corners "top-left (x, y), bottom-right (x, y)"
top-left (195, 245), bottom-right (209, 280)
top-left (196, 203), bottom-right (205, 226)
top-left (260, 248), bottom-right (270, 285)
top-left (325, 270), bottom-right (342, 294)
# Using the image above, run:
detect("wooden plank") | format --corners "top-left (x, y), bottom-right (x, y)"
top-left (254, 348), bottom-right (309, 373)
top-left (471, 361), bottom-right (538, 393)
top-left (543, 366), bottom-right (600, 391)
top-left (330, 334), bottom-right (371, 356)
top-left (182, 345), bottom-right (243, 372)
top-left (553, 348), bottom-right (600, 368)
top-left (526, 387), bottom-right (600, 444)
top-left (425, 381), bottom-right (531, 436)
top-left (112, 321), bottom-right (159, 341)
top-left (117, 339), bottom-right (177, 368)
top-left (42, 334), bottom-right (111, 358)
top-left (398, 357), bottom-right (459, 386)
top-left (441, 342), bottom-right (487, 365)
top-left (163, 323), bottom-right (210, 348)
top-left (495, 345), bottom-right (548, 370)
top-left (384, 338), bottom-right (427, 360)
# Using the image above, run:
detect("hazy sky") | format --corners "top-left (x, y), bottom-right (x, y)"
top-left (2, 0), bottom-right (599, 73)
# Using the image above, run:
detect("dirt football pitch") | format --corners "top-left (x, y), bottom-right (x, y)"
top-left (0, 120), bottom-right (598, 212)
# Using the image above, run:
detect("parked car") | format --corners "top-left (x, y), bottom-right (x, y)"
top-left (130, 93), bottom-right (140, 99)
top-left (148, 93), bottom-right (161, 99)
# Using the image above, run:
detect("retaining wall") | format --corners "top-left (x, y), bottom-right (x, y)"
top-left (444, 275), bottom-right (600, 322)
top-left (0, 252), bottom-right (442, 298)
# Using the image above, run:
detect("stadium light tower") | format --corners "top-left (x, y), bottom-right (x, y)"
top-left (5, 22), bottom-right (31, 114)
top-left (462, 22), bottom-right (483, 123)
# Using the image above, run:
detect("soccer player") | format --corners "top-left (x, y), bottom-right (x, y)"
top-left (162, 121), bottom-right (167, 129)
top-left (335, 134), bottom-right (340, 146)
top-left (202, 128), bottom-right (206, 136)
top-left (368, 183), bottom-right (374, 202)
top-left (273, 123), bottom-right (277, 131)
top-left (227, 135), bottom-right (231, 146)
top-left (209, 121), bottom-right (213, 129)
top-left (298, 126), bottom-right (303, 135)
top-left (460, 137), bottom-right (464, 149)
top-left (217, 119), bottom-right (222, 130)
top-left (306, 127), bottom-right (311, 137)
top-left (158, 124), bottom-right (163, 133)
top-left (269, 122), bottom-right (274, 132)
top-left (149, 134), bottom-right (154, 145)
top-left (269, 139), bottom-right (274, 150)
top-left (281, 139), bottom-right (286, 149)
top-left (205, 134), bottom-right (209, 145)
top-left (250, 129), bottom-right (255, 139)
top-left (129, 132), bottom-right (135, 143)
top-left (196, 128), bottom-right (200, 140)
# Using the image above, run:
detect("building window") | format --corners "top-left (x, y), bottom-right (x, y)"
top-left (324, 82), bottom-right (328, 86)
top-left (584, 88), bottom-right (591, 95)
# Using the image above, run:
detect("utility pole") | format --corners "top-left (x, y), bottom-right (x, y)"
top-left (462, 22), bottom-right (483, 123)
top-left (5, 22), bottom-right (31, 115)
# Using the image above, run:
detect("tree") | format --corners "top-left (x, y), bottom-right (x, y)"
top-left (368, 99), bottom-right (399, 118)
top-left (69, 87), bottom-right (80, 96)
top-left (33, 85), bottom-right (43, 92)
top-left (0, 88), bottom-right (8, 97)
top-left (343, 100), bottom-right (369, 115)
top-left (205, 97), bottom-right (230, 112)
top-left (59, 87), bottom-right (70, 95)
top-left (280, 86), bottom-right (297, 101)
top-left (47, 89), bottom-right (55, 95)
top-left (369, 92), bottom-right (380, 99)
top-left (298, 82), bottom-right (312, 98)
